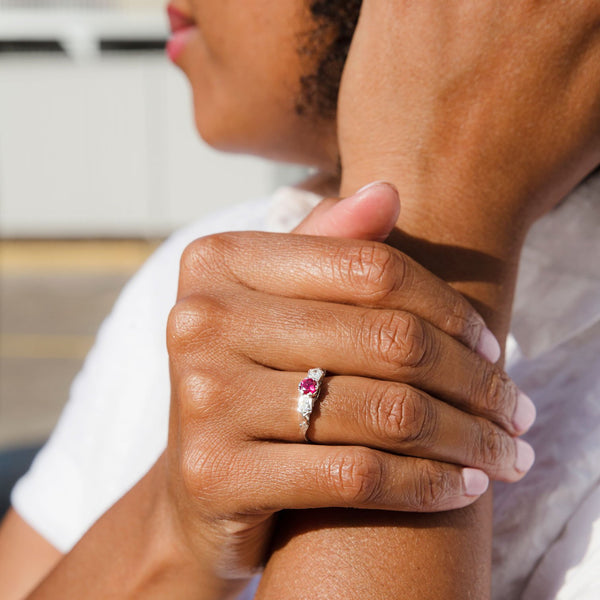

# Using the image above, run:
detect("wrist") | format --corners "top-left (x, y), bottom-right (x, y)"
top-left (147, 454), bottom-right (250, 600)
top-left (114, 459), bottom-right (216, 599)
top-left (341, 162), bottom-right (533, 247)
top-left (26, 454), bottom-right (242, 600)
top-left (340, 164), bottom-right (530, 340)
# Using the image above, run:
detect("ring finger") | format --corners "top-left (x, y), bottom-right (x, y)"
top-left (200, 290), bottom-right (533, 435)
top-left (234, 367), bottom-right (534, 483)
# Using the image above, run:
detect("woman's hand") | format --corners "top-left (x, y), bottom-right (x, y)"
top-left (339, 0), bottom-right (600, 220)
top-left (162, 185), bottom-right (534, 587)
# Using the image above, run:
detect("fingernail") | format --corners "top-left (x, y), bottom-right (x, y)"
top-left (476, 327), bottom-right (501, 363)
top-left (512, 392), bottom-right (537, 433)
top-left (515, 439), bottom-right (536, 473)
top-left (354, 181), bottom-right (398, 197)
top-left (462, 468), bottom-right (490, 497)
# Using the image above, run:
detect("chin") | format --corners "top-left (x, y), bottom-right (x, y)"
top-left (193, 106), bottom-right (339, 173)
top-left (192, 110), bottom-right (234, 153)
top-left (193, 113), bottom-right (280, 163)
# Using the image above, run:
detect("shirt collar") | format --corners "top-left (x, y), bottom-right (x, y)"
top-left (265, 185), bottom-right (322, 233)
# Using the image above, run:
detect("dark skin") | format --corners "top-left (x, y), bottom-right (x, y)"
top-left (1, 1), bottom-right (598, 598)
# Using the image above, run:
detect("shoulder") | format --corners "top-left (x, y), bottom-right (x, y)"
top-left (104, 195), bottom-right (275, 329)
top-left (140, 195), bottom-right (274, 281)
top-left (10, 194), bottom-right (275, 553)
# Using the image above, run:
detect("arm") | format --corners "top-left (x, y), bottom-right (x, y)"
top-left (23, 459), bottom-right (232, 600)
top-left (256, 1), bottom-right (600, 598)
top-left (0, 510), bottom-right (61, 599)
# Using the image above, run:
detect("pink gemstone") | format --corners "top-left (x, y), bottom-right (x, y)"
top-left (299, 378), bottom-right (317, 395)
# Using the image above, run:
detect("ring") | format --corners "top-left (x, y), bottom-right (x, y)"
top-left (297, 368), bottom-right (326, 441)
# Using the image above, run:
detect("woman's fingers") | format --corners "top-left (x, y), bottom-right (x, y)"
top-left (217, 443), bottom-right (489, 514)
top-left (170, 359), bottom-right (489, 520)
top-left (177, 232), bottom-right (499, 361)
top-left (234, 369), bottom-right (533, 483)
top-left (174, 291), bottom-right (531, 435)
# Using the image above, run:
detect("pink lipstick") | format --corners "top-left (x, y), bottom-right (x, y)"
top-left (166, 5), bottom-right (197, 62)
top-left (167, 5), bottom-right (195, 33)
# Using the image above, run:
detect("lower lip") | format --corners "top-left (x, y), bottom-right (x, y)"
top-left (166, 27), bottom-right (197, 63)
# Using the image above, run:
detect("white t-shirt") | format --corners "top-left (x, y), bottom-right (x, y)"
top-left (12, 180), bottom-right (600, 599)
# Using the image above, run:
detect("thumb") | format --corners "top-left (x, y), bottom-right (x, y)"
top-left (293, 181), bottom-right (400, 242)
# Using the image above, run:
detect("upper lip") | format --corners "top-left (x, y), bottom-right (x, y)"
top-left (167, 5), bottom-right (196, 33)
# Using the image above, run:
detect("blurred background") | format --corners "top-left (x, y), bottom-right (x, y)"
top-left (0, 0), bottom-right (304, 514)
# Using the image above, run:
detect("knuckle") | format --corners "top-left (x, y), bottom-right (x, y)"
top-left (442, 307), bottom-right (483, 349)
top-left (180, 442), bottom-right (230, 504)
top-left (180, 235), bottom-right (220, 274)
top-left (337, 243), bottom-right (398, 302)
top-left (180, 446), bottom-right (210, 498)
top-left (368, 311), bottom-right (431, 371)
top-left (166, 299), bottom-right (195, 348)
top-left (370, 385), bottom-right (435, 448)
top-left (477, 366), bottom-right (516, 425)
top-left (166, 294), bottom-right (224, 353)
top-left (475, 424), bottom-right (511, 468)
top-left (177, 371), bottom-right (224, 416)
top-left (415, 463), bottom-right (453, 510)
top-left (320, 448), bottom-right (384, 506)
top-left (396, 313), bottom-right (431, 369)
top-left (179, 233), bottom-right (234, 283)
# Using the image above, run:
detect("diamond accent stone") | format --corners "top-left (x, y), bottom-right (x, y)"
top-left (298, 395), bottom-right (314, 417)
top-left (307, 368), bottom-right (325, 381)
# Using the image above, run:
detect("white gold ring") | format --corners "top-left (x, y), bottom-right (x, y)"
top-left (297, 368), bottom-right (326, 441)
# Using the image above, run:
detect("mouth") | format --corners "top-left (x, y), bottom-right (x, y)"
top-left (166, 4), bottom-right (197, 62)
top-left (167, 4), bottom-right (196, 34)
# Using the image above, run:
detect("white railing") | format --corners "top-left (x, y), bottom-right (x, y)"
top-left (0, 7), bottom-right (168, 61)
top-left (0, 5), bottom-right (306, 238)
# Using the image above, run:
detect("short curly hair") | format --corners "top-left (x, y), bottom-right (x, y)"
top-left (296, 0), bottom-right (363, 120)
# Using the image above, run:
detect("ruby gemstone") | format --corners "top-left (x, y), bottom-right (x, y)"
top-left (299, 378), bottom-right (318, 395)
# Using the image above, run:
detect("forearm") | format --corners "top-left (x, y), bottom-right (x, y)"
top-left (26, 455), bottom-right (246, 600)
top-left (255, 169), bottom-right (528, 599)
top-left (260, 501), bottom-right (492, 599)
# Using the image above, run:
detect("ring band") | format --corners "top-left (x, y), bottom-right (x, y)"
top-left (297, 368), bottom-right (326, 441)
